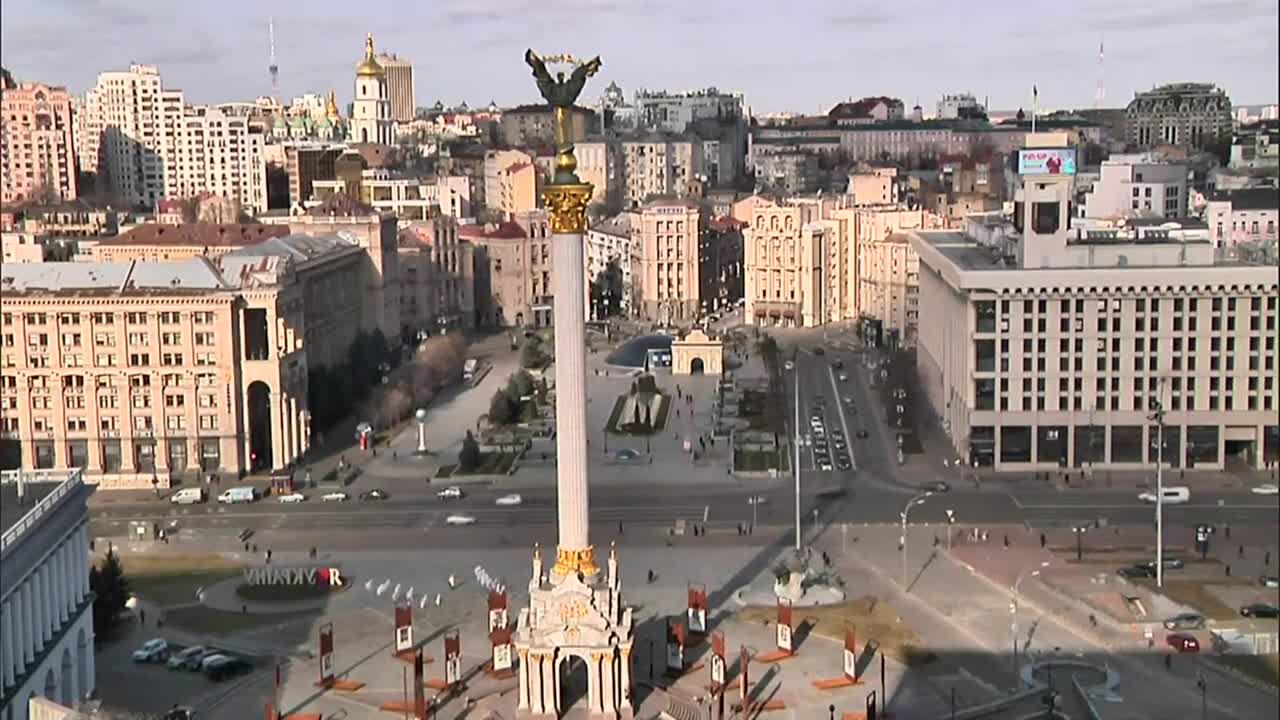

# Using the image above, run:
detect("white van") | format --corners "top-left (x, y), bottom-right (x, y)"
top-left (217, 486), bottom-right (258, 504)
top-left (1138, 486), bottom-right (1190, 504)
top-left (169, 487), bottom-right (205, 505)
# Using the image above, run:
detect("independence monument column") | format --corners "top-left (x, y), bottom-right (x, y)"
top-left (525, 49), bottom-right (603, 578)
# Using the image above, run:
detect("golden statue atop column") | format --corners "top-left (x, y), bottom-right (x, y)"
top-left (514, 50), bottom-right (634, 718)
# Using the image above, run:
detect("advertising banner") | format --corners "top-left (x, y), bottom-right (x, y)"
top-left (444, 632), bottom-right (461, 686)
top-left (395, 604), bottom-right (414, 653)
top-left (739, 645), bottom-right (750, 704)
top-left (1017, 147), bottom-right (1077, 176)
top-left (490, 626), bottom-right (514, 672)
top-left (844, 624), bottom-right (858, 680)
top-left (488, 589), bottom-right (509, 632)
top-left (776, 600), bottom-right (793, 653)
top-left (687, 584), bottom-right (707, 635)
top-left (709, 630), bottom-right (726, 688)
top-left (665, 618), bottom-right (685, 673)
top-left (318, 623), bottom-right (335, 685)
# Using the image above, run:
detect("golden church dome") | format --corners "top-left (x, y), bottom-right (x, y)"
top-left (355, 33), bottom-right (384, 77)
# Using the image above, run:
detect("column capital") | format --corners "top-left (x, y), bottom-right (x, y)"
top-left (552, 545), bottom-right (598, 577)
top-left (542, 183), bottom-right (593, 234)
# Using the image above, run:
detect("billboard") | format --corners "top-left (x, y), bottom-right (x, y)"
top-left (1018, 147), bottom-right (1076, 176)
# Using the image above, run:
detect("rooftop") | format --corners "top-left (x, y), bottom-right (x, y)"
top-left (222, 233), bottom-right (357, 262)
top-left (1210, 187), bottom-right (1280, 211)
top-left (458, 221), bottom-right (527, 241)
top-left (101, 223), bottom-right (288, 247)
top-left (2, 257), bottom-right (227, 294)
top-left (0, 482), bottom-right (60, 538)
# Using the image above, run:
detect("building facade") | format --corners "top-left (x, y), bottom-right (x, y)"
top-left (1204, 188), bottom-right (1279, 247)
top-left (375, 53), bottom-right (415, 123)
top-left (0, 469), bottom-right (96, 720)
top-left (575, 138), bottom-right (622, 208)
top-left (1, 78), bottom-right (78, 205)
top-left (621, 137), bottom-right (703, 208)
top-left (913, 154), bottom-right (1279, 470)
top-left (463, 218), bottom-right (554, 328)
top-left (633, 87), bottom-right (744, 133)
top-left (585, 216), bottom-right (636, 318)
top-left (1081, 154), bottom-right (1188, 220)
top-left (856, 233), bottom-right (919, 346)
top-left (398, 218), bottom-right (476, 333)
top-left (1125, 83), bottom-right (1233, 150)
top-left (350, 35), bottom-right (394, 146)
top-left (483, 150), bottom-right (537, 218)
top-left (498, 105), bottom-right (591, 148)
top-left (742, 200), bottom-right (828, 327)
top-left (636, 200), bottom-right (700, 322)
top-left (847, 168), bottom-right (898, 206)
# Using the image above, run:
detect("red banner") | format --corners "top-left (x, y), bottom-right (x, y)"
top-left (739, 645), bottom-right (750, 703)
top-left (844, 624), bottom-right (858, 681)
top-left (488, 589), bottom-right (509, 632)
top-left (395, 604), bottom-right (414, 653)
top-left (687, 583), bottom-right (707, 634)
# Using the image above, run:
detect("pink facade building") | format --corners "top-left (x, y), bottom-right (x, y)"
top-left (0, 77), bottom-right (78, 204)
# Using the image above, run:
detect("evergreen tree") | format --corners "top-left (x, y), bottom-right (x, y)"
top-left (459, 431), bottom-right (481, 472)
top-left (90, 549), bottom-right (130, 638)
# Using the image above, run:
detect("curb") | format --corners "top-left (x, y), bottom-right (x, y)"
top-left (1196, 654), bottom-right (1280, 698)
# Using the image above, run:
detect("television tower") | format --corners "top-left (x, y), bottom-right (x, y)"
top-left (268, 17), bottom-right (279, 91)
top-left (1094, 38), bottom-right (1105, 108)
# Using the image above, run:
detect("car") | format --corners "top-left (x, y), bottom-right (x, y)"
top-left (1117, 564), bottom-right (1157, 579)
top-left (746, 495), bottom-right (768, 505)
top-left (614, 448), bottom-right (641, 462)
top-left (832, 360), bottom-right (844, 370)
top-left (167, 645), bottom-right (210, 670)
top-left (445, 514), bottom-right (477, 526)
top-left (838, 373), bottom-right (849, 382)
top-left (1163, 612), bottom-right (1206, 631)
top-left (1240, 603), bottom-right (1280, 619)
top-left (1166, 633), bottom-right (1200, 653)
top-left (437, 486), bottom-right (464, 499)
top-left (320, 491), bottom-right (349, 502)
top-left (855, 429), bottom-right (869, 439)
top-left (813, 347), bottom-right (825, 355)
top-left (836, 458), bottom-right (852, 471)
top-left (784, 360), bottom-right (795, 371)
top-left (926, 481), bottom-right (951, 493)
top-left (203, 655), bottom-right (253, 682)
top-left (830, 428), bottom-right (844, 438)
top-left (132, 638), bottom-right (169, 663)
top-left (162, 707), bottom-right (195, 720)
top-left (495, 494), bottom-right (523, 506)
top-left (1145, 557), bottom-right (1185, 570)
top-left (818, 459), bottom-right (834, 472)
top-left (1260, 575), bottom-right (1280, 588)
top-left (359, 489), bottom-right (390, 501)
top-left (277, 492), bottom-right (306, 503)
top-left (833, 439), bottom-right (847, 450)
top-left (1251, 483), bottom-right (1280, 495)
top-left (843, 396), bottom-right (854, 405)
top-left (1137, 486), bottom-right (1191, 504)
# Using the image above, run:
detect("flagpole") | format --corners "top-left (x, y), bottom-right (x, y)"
top-left (1032, 85), bottom-right (1038, 134)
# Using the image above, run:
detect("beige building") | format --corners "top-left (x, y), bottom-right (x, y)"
top-left (621, 137), bottom-right (704, 208)
top-left (585, 215), bottom-right (636, 317)
top-left (742, 199), bottom-right (833, 327)
top-left (1, 77), bottom-right (78, 204)
top-left (636, 200), bottom-right (700, 322)
top-left (312, 170), bottom-right (471, 220)
top-left (483, 150), bottom-right (538, 217)
top-left (848, 167), bottom-right (898, 206)
top-left (497, 104), bottom-right (591, 148)
top-left (1, 232), bottom-right (47, 264)
top-left (90, 223), bottom-right (289, 262)
top-left (462, 217), bottom-right (554, 328)
top-left (375, 52), bottom-right (415, 123)
top-left (913, 147), bottom-right (1279, 470)
top-left (856, 233), bottom-right (919, 345)
top-left (575, 138), bottom-right (623, 208)
top-left (398, 217), bottom-right (477, 333)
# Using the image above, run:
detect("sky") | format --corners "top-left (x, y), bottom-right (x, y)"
top-left (2, 0), bottom-right (1277, 113)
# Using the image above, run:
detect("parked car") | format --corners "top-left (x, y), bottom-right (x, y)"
top-left (169, 488), bottom-right (205, 505)
top-left (1145, 557), bottom-right (1185, 570)
top-left (217, 486), bottom-right (257, 504)
top-left (1239, 604), bottom-right (1280, 619)
top-left (437, 486), bottom-right (464, 499)
top-left (855, 429), bottom-right (869, 439)
top-left (838, 373), bottom-right (849, 382)
top-left (132, 638), bottom-right (169, 663)
top-left (1165, 633), bottom-right (1200, 653)
top-left (321, 491), bottom-right (350, 502)
top-left (359, 489), bottom-right (390, 501)
top-left (445, 514), bottom-right (477, 526)
top-left (277, 492), bottom-right (307, 503)
top-left (1163, 612), bottom-right (1206, 631)
top-left (1137, 486), bottom-right (1190, 504)
top-left (1250, 483), bottom-right (1279, 495)
top-left (818, 458), bottom-right (834, 472)
top-left (495, 494), bottom-right (524, 506)
top-left (836, 458), bottom-right (852, 471)
top-left (162, 707), bottom-right (195, 720)
top-left (1260, 575), bottom-right (1280, 588)
top-left (784, 361), bottom-right (795, 371)
top-left (167, 645), bottom-right (210, 670)
top-left (1117, 564), bottom-right (1157, 579)
top-left (203, 655), bottom-right (253, 682)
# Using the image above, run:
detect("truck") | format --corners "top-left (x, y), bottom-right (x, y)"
top-left (463, 358), bottom-right (479, 382)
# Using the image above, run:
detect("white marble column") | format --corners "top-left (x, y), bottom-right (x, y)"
top-left (543, 654), bottom-right (557, 715)
top-left (80, 526), bottom-right (91, 600)
top-left (517, 650), bottom-right (530, 709)
top-left (620, 648), bottom-right (632, 712)
top-left (21, 581), bottom-right (35, 663)
top-left (552, 230), bottom-right (591, 556)
top-left (53, 545), bottom-right (65, 624)
top-left (1, 599), bottom-right (13, 690)
top-left (602, 654), bottom-right (616, 714)
top-left (44, 565), bottom-right (56, 640)
top-left (33, 571), bottom-right (47, 650)
top-left (586, 654), bottom-right (599, 712)
top-left (61, 543), bottom-right (73, 621)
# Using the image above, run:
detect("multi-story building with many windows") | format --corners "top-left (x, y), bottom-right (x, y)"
top-left (913, 139), bottom-right (1279, 470)
top-left (1124, 82), bottom-right (1233, 150)
top-left (1, 76), bottom-right (78, 205)
top-left (0, 469), bottom-right (95, 720)
top-left (636, 199), bottom-right (700, 322)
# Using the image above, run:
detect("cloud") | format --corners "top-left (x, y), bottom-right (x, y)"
top-left (1084, 0), bottom-right (1274, 31)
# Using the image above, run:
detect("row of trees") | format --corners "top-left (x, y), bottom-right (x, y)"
top-left (364, 334), bottom-right (469, 431)
top-left (307, 330), bottom-right (397, 433)
top-left (588, 259), bottom-right (626, 320)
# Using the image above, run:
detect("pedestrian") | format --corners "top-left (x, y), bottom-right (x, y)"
top-left (448, 574), bottom-right (457, 589)
top-left (434, 593), bottom-right (442, 607)
top-left (1164, 654), bottom-right (1171, 670)
top-left (310, 546), bottom-right (317, 559)
top-left (1040, 532), bottom-right (1047, 549)
top-left (266, 549), bottom-right (272, 563)
top-left (618, 521), bottom-right (624, 535)
top-left (1239, 544), bottom-right (1245, 558)
top-left (1266, 551), bottom-right (1272, 566)
top-left (1225, 524), bottom-right (1231, 539)
top-left (1226, 564), bottom-right (1232, 577)
top-left (140, 608), bottom-right (146, 626)
top-left (1003, 534), bottom-right (1010, 548)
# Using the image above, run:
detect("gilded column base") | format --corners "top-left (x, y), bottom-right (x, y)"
top-left (552, 546), bottom-right (598, 577)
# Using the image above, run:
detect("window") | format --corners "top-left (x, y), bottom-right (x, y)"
top-left (159, 311), bottom-right (181, 324)
top-left (194, 332), bottom-right (214, 346)
top-left (166, 415), bottom-right (187, 430)
top-left (127, 332), bottom-right (149, 345)
top-left (133, 415), bottom-right (154, 431)
top-left (128, 352), bottom-right (150, 366)
top-left (199, 414), bottom-right (218, 430)
top-left (126, 312), bottom-right (147, 324)
top-left (161, 352), bottom-right (183, 367)
top-left (161, 332), bottom-right (182, 345)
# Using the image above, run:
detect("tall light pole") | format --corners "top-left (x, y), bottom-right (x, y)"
top-left (793, 349), bottom-right (803, 552)
top-left (1149, 383), bottom-right (1167, 589)
top-left (900, 491), bottom-right (933, 588)
top-left (1011, 560), bottom-right (1050, 686)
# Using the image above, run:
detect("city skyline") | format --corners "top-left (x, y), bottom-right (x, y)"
top-left (2, 0), bottom-right (1277, 113)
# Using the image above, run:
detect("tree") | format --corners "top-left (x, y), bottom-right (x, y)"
top-left (488, 389), bottom-right (516, 426)
top-left (521, 340), bottom-right (549, 369)
top-left (507, 370), bottom-right (535, 401)
top-left (90, 549), bottom-right (130, 639)
top-left (459, 430), bottom-right (481, 472)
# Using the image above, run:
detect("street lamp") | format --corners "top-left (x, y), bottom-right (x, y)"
top-left (1149, 385), bottom-right (1167, 588)
top-left (901, 491), bottom-right (933, 589)
top-left (415, 408), bottom-right (428, 454)
top-left (1011, 561), bottom-right (1050, 686)
top-left (1073, 524), bottom-right (1089, 563)
top-left (793, 351), bottom-right (803, 552)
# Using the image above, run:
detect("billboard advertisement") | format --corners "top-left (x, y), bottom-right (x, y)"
top-left (1018, 147), bottom-right (1077, 176)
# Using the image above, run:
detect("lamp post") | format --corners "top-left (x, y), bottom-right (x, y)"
top-left (1073, 524), bottom-right (1089, 563)
top-left (945, 509), bottom-right (956, 550)
top-left (1196, 672), bottom-right (1207, 720)
top-left (900, 491), bottom-right (933, 589)
top-left (1149, 385), bottom-right (1167, 589)
top-left (793, 350), bottom-right (803, 553)
top-left (415, 408), bottom-right (428, 454)
top-left (1008, 558), bottom-right (1049, 686)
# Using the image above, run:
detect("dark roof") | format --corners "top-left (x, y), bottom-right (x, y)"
top-left (101, 223), bottom-right (289, 247)
top-left (458, 221), bottom-right (527, 240)
top-left (828, 97), bottom-right (903, 119)
top-left (1211, 188), bottom-right (1280, 211)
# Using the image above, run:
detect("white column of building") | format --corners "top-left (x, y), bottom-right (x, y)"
top-left (21, 580), bottom-right (35, 664)
top-left (59, 542), bottom-right (72, 623)
top-left (31, 571), bottom-right (45, 652)
top-left (51, 546), bottom-right (64, 627)
top-left (551, 228), bottom-right (591, 559)
top-left (1, 598), bottom-right (13, 690)
top-left (39, 566), bottom-right (53, 645)
top-left (79, 525), bottom-right (90, 601)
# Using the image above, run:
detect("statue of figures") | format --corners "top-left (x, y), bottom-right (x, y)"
top-left (524, 50), bottom-right (601, 108)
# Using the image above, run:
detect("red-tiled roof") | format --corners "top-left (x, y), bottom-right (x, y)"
top-left (99, 223), bottom-right (289, 247)
top-left (505, 161), bottom-right (532, 174)
top-left (709, 216), bottom-right (746, 232)
top-left (457, 221), bottom-right (527, 240)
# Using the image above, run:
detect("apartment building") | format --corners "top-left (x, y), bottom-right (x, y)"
top-left (375, 52), bottom-right (415, 123)
top-left (1082, 154), bottom-right (1188, 220)
top-left (284, 142), bottom-right (345, 207)
top-left (913, 142), bottom-right (1279, 470)
top-left (483, 150), bottom-right (538, 217)
top-left (462, 218), bottom-right (553, 328)
top-left (1125, 83), bottom-right (1233, 150)
top-left (398, 217), bottom-right (477, 333)
top-left (89, 222), bottom-right (289, 262)
top-left (621, 136), bottom-right (704, 208)
top-left (636, 200), bottom-right (700, 322)
top-left (1, 77), bottom-right (78, 204)
top-left (575, 138), bottom-right (623, 208)
top-left (856, 233), bottom-right (919, 346)
top-left (497, 104), bottom-right (591, 148)
top-left (754, 152), bottom-right (818, 194)
top-left (312, 170), bottom-right (471, 220)
top-left (585, 215), bottom-right (636, 317)
top-left (742, 199), bottom-right (832, 328)
top-left (1, 232), bottom-right (46, 264)
top-left (847, 168), bottom-right (898, 206)
top-left (1204, 188), bottom-right (1279, 247)
top-left (634, 87), bottom-right (744, 133)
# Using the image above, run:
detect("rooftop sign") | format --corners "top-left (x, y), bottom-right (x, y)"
top-left (1018, 148), bottom-right (1077, 176)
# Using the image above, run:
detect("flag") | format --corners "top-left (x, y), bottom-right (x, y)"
top-left (1033, 85), bottom-right (1038, 102)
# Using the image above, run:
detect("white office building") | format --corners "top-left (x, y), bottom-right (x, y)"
top-left (0, 469), bottom-right (96, 720)
top-left (1081, 154), bottom-right (1188, 220)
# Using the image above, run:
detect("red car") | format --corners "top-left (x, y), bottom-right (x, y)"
top-left (1166, 633), bottom-right (1200, 653)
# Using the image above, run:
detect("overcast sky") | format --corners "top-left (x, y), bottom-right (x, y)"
top-left (3, 0), bottom-right (1277, 113)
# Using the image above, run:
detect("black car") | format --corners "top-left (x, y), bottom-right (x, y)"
top-left (359, 489), bottom-right (390, 501)
top-left (1240, 604), bottom-right (1280, 619)
top-left (204, 656), bottom-right (253, 682)
top-left (1117, 564), bottom-right (1157, 579)
top-left (813, 347), bottom-right (825, 355)
top-left (855, 429), bottom-right (869, 439)
top-left (832, 360), bottom-right (844, 370)
top-left (836, 458), bottom-right (852, 471)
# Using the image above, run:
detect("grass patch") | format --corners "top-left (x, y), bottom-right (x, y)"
top-left (1216, 653), bottom-right (1280, 689)
top-left (121, 554), bottom-right (244, 608)
top-left (234, 583), bottom-right (341, 603)
top-left (435, 452), bottom-right (517, 478)
top-left (162, 606), bottom-right (318, 636)
top-left (735, 595), bottom-right (935, 667)
top-left (1130, 578), bottom-right (1254, 620)
top-left (733, 447), bottom-right (790, 473)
